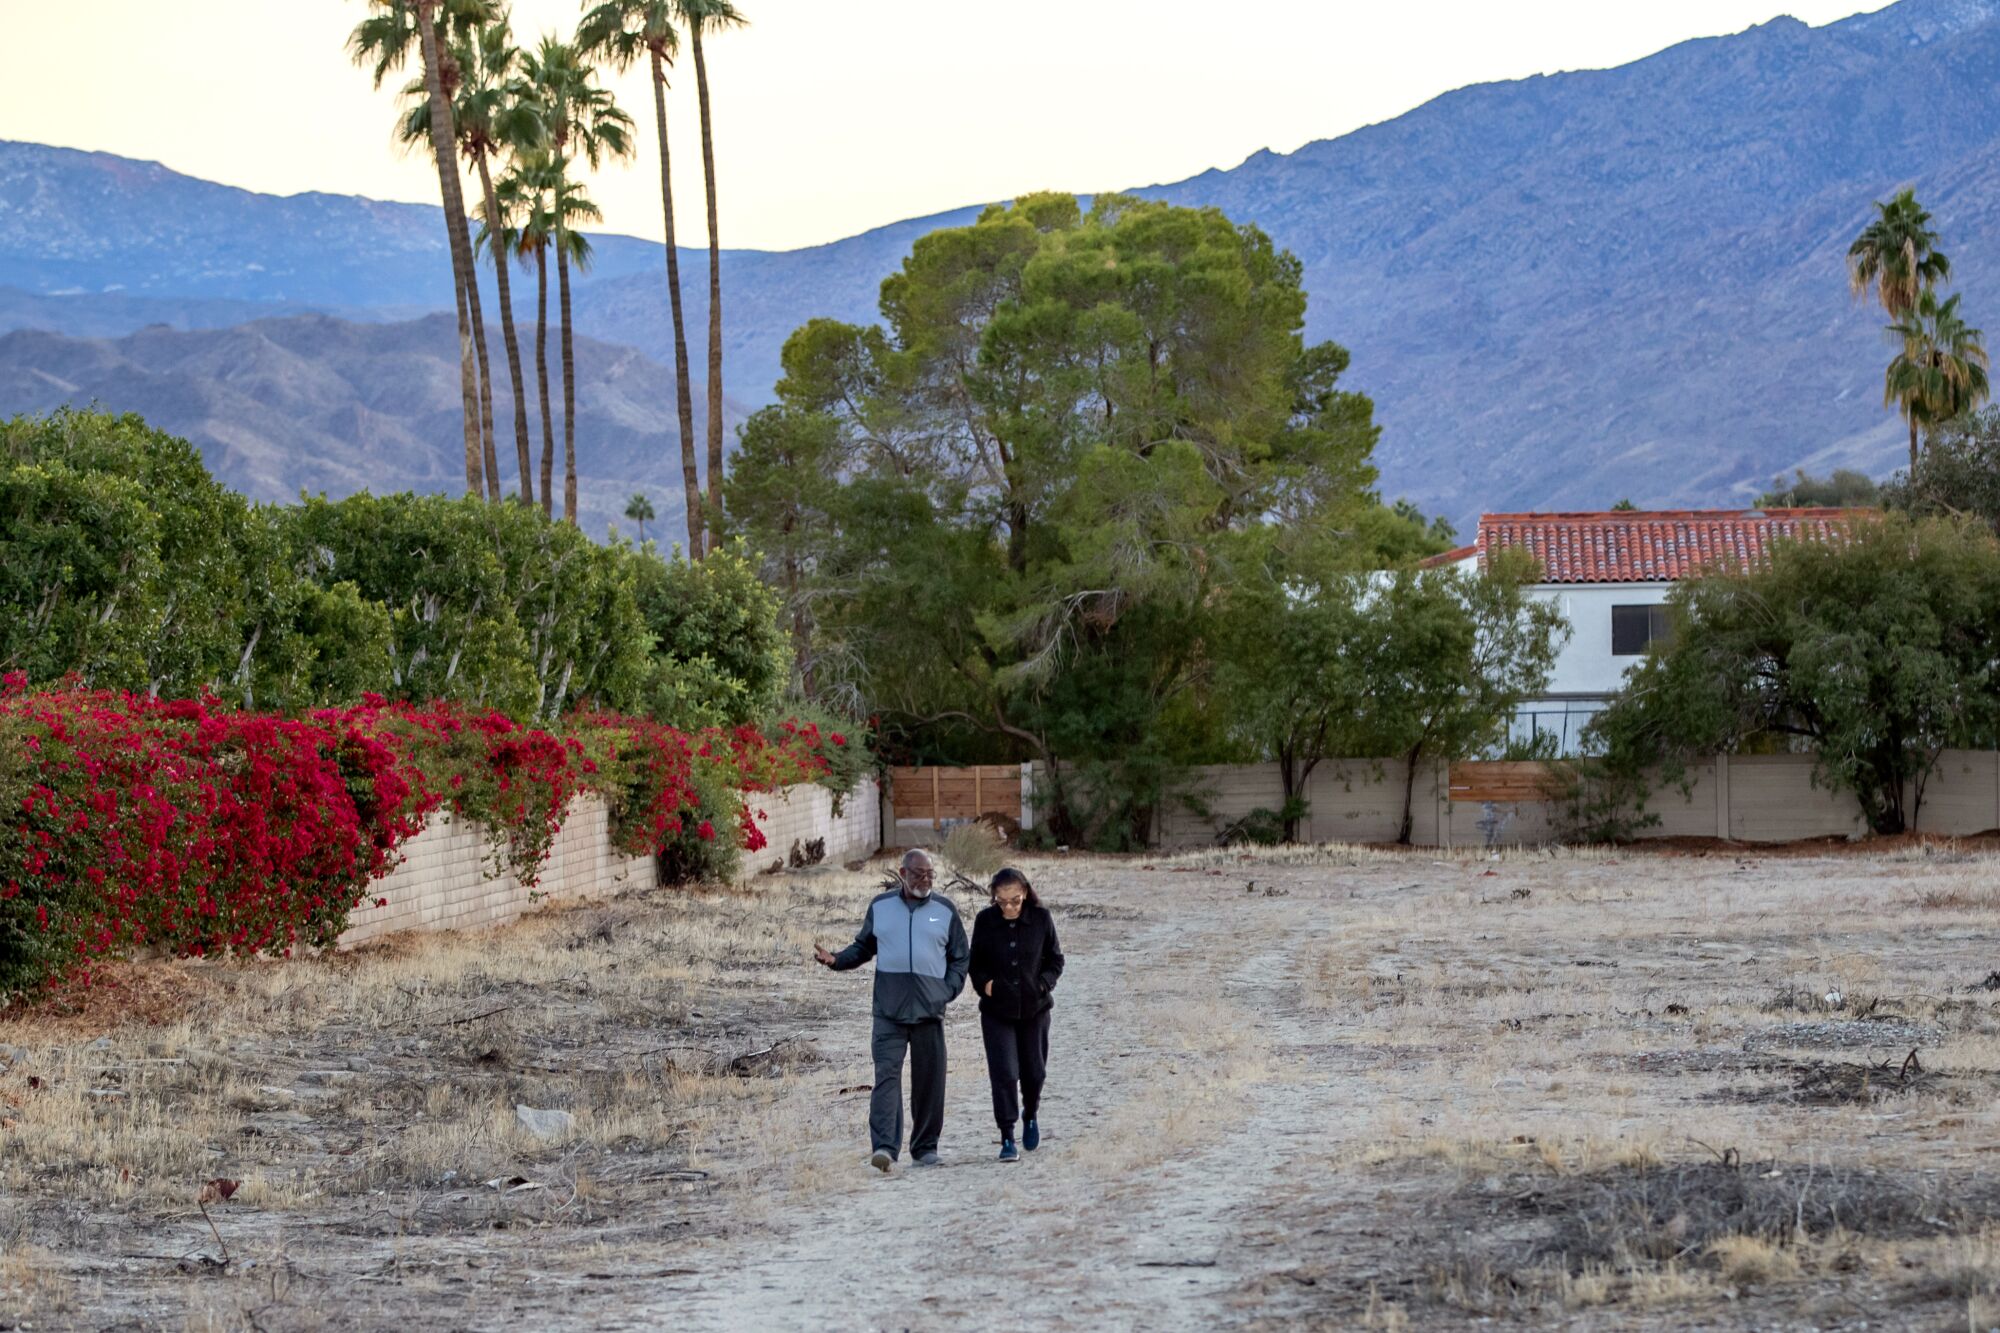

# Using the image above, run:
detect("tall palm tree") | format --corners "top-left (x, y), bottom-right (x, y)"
top-left (474, 175), bottom-right (534, 507)
top-left (680, 0), bottom-right (745, 548)
top-left (351, 0), bottom-right (497, 496)
top-left (553, 177), bottom-right (602, 525)
top-left (498, 154), bottom-right (560, 517)
top-left (1885, 290), bottom-right (1991, 470)
top-left (522, 36), bottom-right (632, 523)
top-left (1849, 188), bottom-right (1951, 319)
top-left (577, 1), bottom-right (704, 557)
top-left (408, 13), bottom-right (546, 505)
top-left (624, 492), bottom-right (655, 541)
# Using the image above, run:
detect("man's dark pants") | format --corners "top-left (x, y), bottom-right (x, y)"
top-left (979, 1008), bottom-right (1050, 1133)
top-left (870, 1015), bottom-right (946, 1158)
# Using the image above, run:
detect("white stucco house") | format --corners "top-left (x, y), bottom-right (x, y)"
top-left (1421, 508), bottom-right (1863, 755)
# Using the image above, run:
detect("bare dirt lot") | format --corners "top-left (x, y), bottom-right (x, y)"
top-left (7, 843), bottom-right (2000, 1330)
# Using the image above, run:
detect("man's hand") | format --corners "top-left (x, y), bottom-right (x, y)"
top-left (984, 980), bottom-right (994, 996)
top-left (813, 945), bottom-right (836, 967)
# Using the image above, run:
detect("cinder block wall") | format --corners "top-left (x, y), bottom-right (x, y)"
top-left (338, 796), bottom-right (654, 948)
top-left (740, 777), bottom-right (882, 874)
top-left (339, 779), bottom-right (882, 948)
top-left (1058, 752), bottom-right (2000, 851)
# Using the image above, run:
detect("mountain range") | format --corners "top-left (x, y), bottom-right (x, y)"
top-left (4, 0), bottom-right (2000, 537)
top-left (0, 314), bottom-right (738, 540)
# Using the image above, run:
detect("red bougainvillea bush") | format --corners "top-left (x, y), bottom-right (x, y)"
top-left (565, 711), bottom-right (831, 887)
top-left (0, 677), bottom-right (845, 994)
top-left (0, 678), bottom-right (432, 994)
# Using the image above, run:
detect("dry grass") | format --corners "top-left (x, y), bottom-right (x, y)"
top-left (0, 864), bottom-right (896, 1325)
top-left (1156, 840), bottom-right (1619, 869)
top-left (12, 845), bottom-right (2000, 1329)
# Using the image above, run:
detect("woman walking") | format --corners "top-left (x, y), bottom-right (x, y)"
top-left (968, 866), bottom-right (1064, 1163)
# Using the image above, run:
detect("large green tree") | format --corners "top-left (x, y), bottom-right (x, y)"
top-left (1587, 513), bottom-right (2000, 835)
top-left (1886, 406), bottom-right (2000, 536)
top-left (732, 401), bottom-right (845, 699)
top-left (282, 492), bottom-right (649, 719)
top-left (0, 411), bottom-right (808, 730)
top-left (631, 541), bottom-right (788, 727)
top-left (0, 411), bottom-right (391, 710)
top-left (577, 0), bottom-right (704, 557)
top-left (1342, 553), bottom-right (1566, 843)
top-left (734, 194), bottom-right (1385, 843)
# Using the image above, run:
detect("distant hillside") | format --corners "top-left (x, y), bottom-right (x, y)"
top-left (7, 0), bottom-right (2000, 530)
top-left (0, 314), bottom-right (731, 542)
top-left (1134, 0), bottom-right (2000, 520)
top-left (0, 139), bottom-right (970, 403)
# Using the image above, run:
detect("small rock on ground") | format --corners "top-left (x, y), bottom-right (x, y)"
top-left (516, 1105), bottom-right (575, 1140)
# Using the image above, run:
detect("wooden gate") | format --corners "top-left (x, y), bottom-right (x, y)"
top-left (888, 764), bottom-right (1023, 830)
top-left (1447, 761), bottom-right (1560, 803)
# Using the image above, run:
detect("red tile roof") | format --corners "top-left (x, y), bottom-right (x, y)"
top-left (1465, 509), bottom-right (1870, 584)
top-left (1417, 543), bottom-right (1478, 570)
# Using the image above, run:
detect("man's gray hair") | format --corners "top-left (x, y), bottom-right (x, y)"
top-left (900, 848), bottom-right (933, 872)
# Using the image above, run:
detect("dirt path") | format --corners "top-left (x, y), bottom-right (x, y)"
top-left (617, 862), bottom-right (1345, 1332)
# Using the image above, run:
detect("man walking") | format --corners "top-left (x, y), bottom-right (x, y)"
top-left (814, 849), bottom-right (969, 1173)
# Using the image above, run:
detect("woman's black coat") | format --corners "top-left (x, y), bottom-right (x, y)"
top-left (968, 902), bottom-right (1064, 1021)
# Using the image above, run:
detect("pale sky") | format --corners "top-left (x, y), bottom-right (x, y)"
top-left (2, 0), bottom-right (1894, 252)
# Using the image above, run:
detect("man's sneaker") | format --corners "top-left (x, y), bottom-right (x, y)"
top-left (1023, 1118), bottom-right (1041, 1152)
top-left (913, 1150), bottom-right (942, 1167)
top-left (998, 1139), bottom-right (1020, 1163)
top-left (870, 1149), bottom-right (894, 1174)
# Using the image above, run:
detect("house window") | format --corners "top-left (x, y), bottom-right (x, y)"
top-left (1611, 604), bottom-right (1671, 656)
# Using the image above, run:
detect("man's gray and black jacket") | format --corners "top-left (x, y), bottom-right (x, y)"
top-left (830, 888), bottom-right (970, 1023)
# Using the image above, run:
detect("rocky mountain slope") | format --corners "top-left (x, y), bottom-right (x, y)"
top-left (0, 314), bottom-right (734, 542)
top-left (5, 0), bottom-right (2000, 529)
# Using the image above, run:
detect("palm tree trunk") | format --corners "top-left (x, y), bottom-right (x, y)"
top-left (1910, 417), bottom-right (1920, 472)
top-left (535, 245), bottom-right (555, 519)
top-left (454, 277), bottom-right (480, 493)
top-left (467, 242), bottom-right (501, 502)
top-left (690, 23), bottom-right (724, 547)
top-left (558, 238), bottom-right (578, 525)
top-left (415, 2), bottom-right (484, 497)
top-left (652, 49), bottom-right (704, 560)
top-left (477, 151), bottom-right (533, 506)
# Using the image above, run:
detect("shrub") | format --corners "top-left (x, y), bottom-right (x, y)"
top-left (941, 822), bottom-right (1006, 882)
top-left (564, 710), bottom-right (829, 888)
top-left (320, 697), bottom-right (584, 884)
top-left (767, 701), bottom-right (873, 806)
top-left (0, 682), bottom-right (840, 996)
top-left (0, 677), bottom-right (433, 993)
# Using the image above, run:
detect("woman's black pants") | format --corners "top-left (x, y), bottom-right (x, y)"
top-left (980, 1008), bottom-right (1051, 1135)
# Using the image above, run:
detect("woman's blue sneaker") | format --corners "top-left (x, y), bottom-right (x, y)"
top-left (999, 1139), bottom-right (1020, 1163)
top-left (1023, 1119), bottom-right (1040, 1151)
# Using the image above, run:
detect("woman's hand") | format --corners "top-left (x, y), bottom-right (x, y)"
top-left (984, 980), bottom-right (994, 996)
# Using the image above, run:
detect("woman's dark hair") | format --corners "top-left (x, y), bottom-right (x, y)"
top-left (988, 866), bottom-right (1039, 909)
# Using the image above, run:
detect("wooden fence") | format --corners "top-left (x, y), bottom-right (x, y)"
top-left (885, 765), bottom-right (1026, 842)
top-left (1447, 761), bottom-right (1562, 804)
